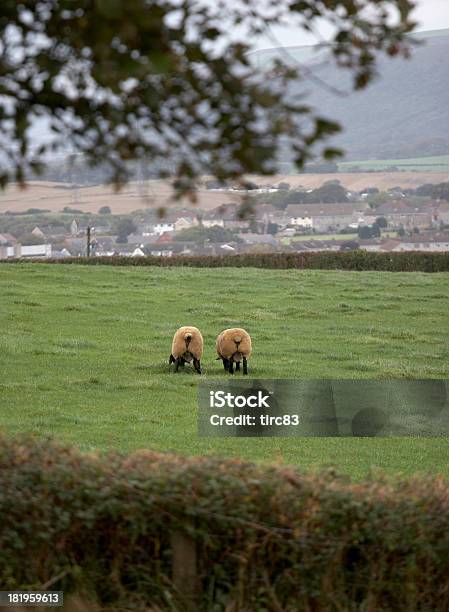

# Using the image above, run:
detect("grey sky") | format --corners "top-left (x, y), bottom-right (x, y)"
top-left (253, 0), bottom-right (449, 49)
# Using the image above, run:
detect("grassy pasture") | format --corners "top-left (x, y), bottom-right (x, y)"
top-left (338, 154), bottom-right (449, 173)
top-left (1, 262), bottom-right (449, 479)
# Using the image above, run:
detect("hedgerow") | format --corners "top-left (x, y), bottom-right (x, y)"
top-left (2, 251), bottom-right (449, 271)
top-left (1, 435), bottom-right (449, 610)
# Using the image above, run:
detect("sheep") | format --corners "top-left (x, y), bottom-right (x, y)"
top-left (169, 326), bottom-right (203, 374)
top-left (216, 328), bottom-right (252, 375)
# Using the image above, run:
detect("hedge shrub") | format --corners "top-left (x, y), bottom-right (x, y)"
top-left (3, 251), bottom-right (449, 271)
top-left (1, 435), bottom-right (449, 610)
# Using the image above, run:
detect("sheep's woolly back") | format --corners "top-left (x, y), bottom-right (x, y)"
top-left (216, 328), bottom-right (252, 361)
top-left (171, 326), bottom-right (203, 360)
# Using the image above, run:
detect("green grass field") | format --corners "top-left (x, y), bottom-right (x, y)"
top-left (338, 155), bottom-right (449, 173)
top-left (1, 263), bottom-right (449, 479)
top-left (281, 232), bottom-right (398, 245)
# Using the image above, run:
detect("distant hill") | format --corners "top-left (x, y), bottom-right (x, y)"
top-left (252, 29), bottom-right (449, 161)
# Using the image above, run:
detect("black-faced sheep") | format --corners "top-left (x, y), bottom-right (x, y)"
top-left (169, 326), bottom-right (203, 374)
top-left (216, 328), bottom-right (252, 375)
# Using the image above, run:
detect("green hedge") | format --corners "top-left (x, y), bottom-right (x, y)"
top-left (2, 435), bottom-right (449, 610)
top-left (3, 251), bottom-right (449, 271)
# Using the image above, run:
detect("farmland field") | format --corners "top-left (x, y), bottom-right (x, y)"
top-left (1, 262), bottom-right (449, 479)
top-left (338, 155), bottom-right (449, 173)
top-left (1, 169), bottom-right (448, 214)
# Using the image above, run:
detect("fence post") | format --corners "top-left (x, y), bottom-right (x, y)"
top-left (170, 521), bottom-right (199, 608)
top-left (86, 226), bottom-right (91, 257)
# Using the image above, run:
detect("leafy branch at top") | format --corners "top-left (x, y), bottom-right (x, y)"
top-left (0, 0), bottom-right (416, 196)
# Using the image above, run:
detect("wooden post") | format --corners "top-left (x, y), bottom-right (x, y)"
top-left (86, 226), bottom-right (91, 257)
top-left (170, 522), bottom-right (198, 608)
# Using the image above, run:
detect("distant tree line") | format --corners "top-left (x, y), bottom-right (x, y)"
top-left (412, 182), bottom-right (449, 201)
top-left (262, 182), bottom-right (348, 209)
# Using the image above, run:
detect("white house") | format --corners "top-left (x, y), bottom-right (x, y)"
top-left (202, 218), bottom-right (225, 228)
top-left (174, 217), bottom-right (198, 232)
top-left (153, 222), bottom-right (175, 236)
top-left (131, 247), bottom-right (145, 257)
top-left (148, 248), bottom-right (174, 257)
top-left (0, 244), bottom-right (52, 258)
top-left (395, 235), bottom-right (449, 252)
top-left (286, 204), bottom-right (365, 232)
top-left (289, 215), bottom-right (313, 228)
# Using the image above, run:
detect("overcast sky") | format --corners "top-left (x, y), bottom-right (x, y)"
top-left (253, 0), bottom-right (449, 49)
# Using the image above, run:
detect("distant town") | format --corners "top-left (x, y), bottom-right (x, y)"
top-left (1, 179), bottom-right (449, 259)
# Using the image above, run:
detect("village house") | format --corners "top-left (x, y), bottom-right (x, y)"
top-left (241, 233), bottom-right (280, 248)
top-left (157, 231), bottom-right (174, 243)
top-left (433, 202), bottom-right (449, 226)
top-left (174, 216), bottom-right (199, 232)
top-left (113, 244), bottom-right (141, 257)
top-left (31, 226), bottom-right (45, 238)
top-left (164, 209), bottom-right (199, 233)
top-left (205, 203), bottom-right (249, 230)
top-left (0, 243), bottom-right (52, 259)
top-left (394, 232), bottom-right (449, 252)
top-left (255, 204), bottom-right (287, 225)
top-left (201, 210), bottom-right (225, 228)
top-left (147, 246), bottom-right (174, 257)
top-left (285, 203), bottom-right (366, 232)
top-left (93, 236), bottom-right (117, 256)
top-left (358, 232), bottom-right (449, 253)
top-left (143, 242), bottom-right (193, 257)
top-left (126, 233), bottom-right (158, 247)
top-left (290, 239), bottom-right (345, 252)
top-left (359, 238), bottom-right (398, 252)
top-left (0, 232), bottom-right (17, 245)
top-left (286, 209), bottom-right (313, 229)
top-left (152, 221), bottom-right (175, 236)
top-left (365, 201), bottom-right (432, 229)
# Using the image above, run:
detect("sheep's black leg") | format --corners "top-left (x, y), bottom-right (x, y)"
top-left (228, 360), bottom-right (234, 374)
top-left (235, 361), bottom-right (240, 372)
top-left (169, 354), bottom-right (175, 365)
top-left (175, 357), bottom-right (180, 372)
top-left (243, 357), bottom-right (248, 375)
top-left (193, 358), bottom-right (202, 374)
top-left (180, 357), bottom-right (186, 367)
top-left (222, 358), bottom-right (229, 372)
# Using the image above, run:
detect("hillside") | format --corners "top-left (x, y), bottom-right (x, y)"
top-left (254, 29), bottom-right (449, 161)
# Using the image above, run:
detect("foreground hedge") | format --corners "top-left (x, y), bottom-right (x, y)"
top-left (3, 250), bottom-right (449, 271)
top-left (1, 436), bottom-right (449, 610)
